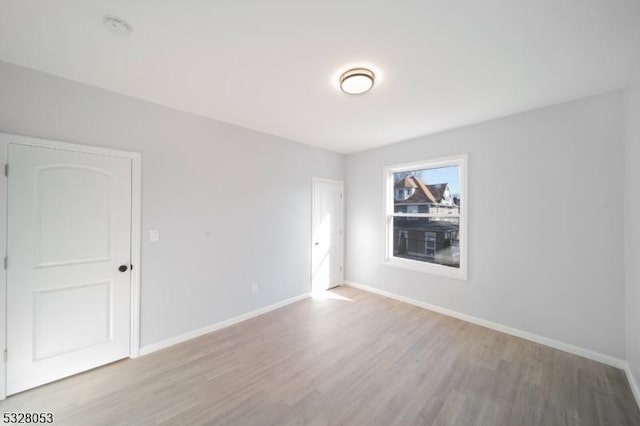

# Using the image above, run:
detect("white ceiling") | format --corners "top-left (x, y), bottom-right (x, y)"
top-left (1, 0), bottom-right (639, 153)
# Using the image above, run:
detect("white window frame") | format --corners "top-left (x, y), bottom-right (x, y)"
top-left (383, 154), bottom-right (468, 280)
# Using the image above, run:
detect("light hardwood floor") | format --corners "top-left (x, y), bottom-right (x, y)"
top-left (2, 286), bottom-right (639, 425)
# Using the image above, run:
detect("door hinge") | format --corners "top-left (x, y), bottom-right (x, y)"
top-left (4, 164), bottom-right (8, 177)
top-left (340, 192), bottom-right (343, 199)
top-left (3, 349), bottom-right (6, 363)
top-left (3, 256), bottom-right (6, 270)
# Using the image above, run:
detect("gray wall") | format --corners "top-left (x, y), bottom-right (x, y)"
top-left (625, 60), bottom-right (640, 382)
top-left (0, 59), bottom-right (632, 364)
top-left (345, 92), bottom-right (626, 358)
top-left (0, 61), bottom-right (344, 348)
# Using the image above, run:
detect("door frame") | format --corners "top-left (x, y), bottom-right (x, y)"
top-left (311, 177), bottom-right (344, 292)
top-left (0, 133), bottom-right (142, 400)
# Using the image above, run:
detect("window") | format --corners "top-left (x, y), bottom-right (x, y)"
top-left (425, 232), bottom-right (436, 258)
top-left (407, 205), bottom-right (419, 220)
top-left (397, 230), bottom-right (408, 254)
top-left (384, 154), bottom-right (468, 280)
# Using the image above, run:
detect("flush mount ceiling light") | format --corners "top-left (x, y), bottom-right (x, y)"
top-left (339, 68), bottom-right (375, 95)
top-left (103, 16), bottom-right (132, 37)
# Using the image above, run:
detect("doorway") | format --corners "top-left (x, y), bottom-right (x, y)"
top-left (311, 178), bottom-right (344, 292)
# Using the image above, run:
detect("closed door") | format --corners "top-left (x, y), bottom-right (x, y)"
top-left (6, 144), bottom-right (132, 395)
top-left (311, 179), bottom-right (344, 292)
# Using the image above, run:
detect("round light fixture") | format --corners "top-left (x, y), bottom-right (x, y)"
top-left (103, 16), bottom-right (132, 37)
top-left (339, 68), bottom-right (375, 95)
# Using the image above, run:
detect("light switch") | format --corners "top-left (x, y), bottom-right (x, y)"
top-left (149, 229), bottom-right (160, 242)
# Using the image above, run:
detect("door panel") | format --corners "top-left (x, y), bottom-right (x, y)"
top-left (33, 280), bottom-right (112, 360)
top-left (312, 180), bottom-right (344, 292)
top-left (36, 166), bottom-right (112, 266)
top-left (7, 144), bottom-right (132, 395)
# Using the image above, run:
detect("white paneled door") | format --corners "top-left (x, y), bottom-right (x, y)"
top-left (6, 144), bottom-right (132, 395)
top-left (311, 179), bottom-right (344, 292)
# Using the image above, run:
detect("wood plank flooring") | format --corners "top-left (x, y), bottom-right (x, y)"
top-left (2, 286), bottom-right (639, 425)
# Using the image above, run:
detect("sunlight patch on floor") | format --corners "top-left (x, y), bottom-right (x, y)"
top-left (311, 290), bottom-right (353, 302)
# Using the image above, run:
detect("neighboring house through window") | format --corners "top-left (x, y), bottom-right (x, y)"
top-left (384, 154), bottom-right (468, 280)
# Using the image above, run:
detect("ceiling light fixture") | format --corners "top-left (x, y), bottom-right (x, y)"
top-left (103, 16), bottom-right (132, 37)
top-left (339, 68), bottom-right (375, 95)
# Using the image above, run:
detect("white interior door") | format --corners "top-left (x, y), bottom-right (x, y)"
top-left (311, 179), bottom-right (344, 292)
top-left (6, 143), bottom-right (132, 395)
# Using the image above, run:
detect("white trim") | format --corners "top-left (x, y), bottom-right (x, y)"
top-left (129, 155), bottom-right (142, 358)
top-left (385, 257), bottom-right (464, 280)
top-left (0, 132), bottom-right (142, 399)
top-left (383, 154), bottom-right (468, 281)
top-left (0, 133), bottom-right (140, 159)
top-left (311, 177), bottom-right (343, 185)
top-left (139, 293), bottom-right (310, 356)
top-left (392, 212), bottom-right (460, 218)
top-left (624, 363), bottom-right (640, 409)
top-left (344, 281), bottom-right (626, 369)
top-left (385, 155), bottom-right (468, 173)
top-left (0, 141), bottom-right (6, 401)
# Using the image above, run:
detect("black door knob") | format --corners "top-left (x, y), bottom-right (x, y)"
top-left (119, 265), bottom-right (128, 272)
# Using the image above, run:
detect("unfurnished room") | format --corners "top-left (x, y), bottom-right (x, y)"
top-left (0, 1), bottom-right (640, 425)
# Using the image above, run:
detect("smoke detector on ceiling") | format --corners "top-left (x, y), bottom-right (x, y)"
top-left (103, 16), bottom-right (132, 37)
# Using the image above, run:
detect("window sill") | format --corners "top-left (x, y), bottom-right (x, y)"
top-left (384, 256), bottom-right (467, 281)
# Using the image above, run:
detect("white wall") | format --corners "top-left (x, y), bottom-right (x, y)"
top-left (0, 61), bottom-right (344, 348)
top-left (346, 92), bottom-right (626, 358)
top-left (625, 60), bottom-right (640, 383)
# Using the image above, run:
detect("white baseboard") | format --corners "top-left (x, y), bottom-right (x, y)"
top-left (344, 281), bottom-right (626, 369)
top-left (139, 293), bottom-right (310, 356)
top-left (624, 363), bottom-right (640, 409)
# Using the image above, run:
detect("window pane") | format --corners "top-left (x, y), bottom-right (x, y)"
top-left (393, 165), bottom-right (460, 214)
top-left (393, 216), bottom-right (460, 268)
